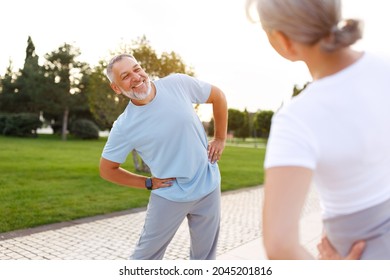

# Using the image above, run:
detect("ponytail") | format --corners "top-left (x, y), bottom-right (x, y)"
top-left (320, 19), bottom-right (363, 52)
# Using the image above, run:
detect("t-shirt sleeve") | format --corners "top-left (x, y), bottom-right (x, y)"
top-left (101, 120), bottom-right (134, 164)
top-left (176, 74), bottom-right (212, 103)
top-left (264, 110), bottom-right (318, 170)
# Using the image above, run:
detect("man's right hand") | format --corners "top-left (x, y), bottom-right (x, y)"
top-left (150, 177), bottom-right (176, 190)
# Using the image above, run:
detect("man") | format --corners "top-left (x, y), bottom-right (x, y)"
top-left (99, 54), bottom-right (228, 260)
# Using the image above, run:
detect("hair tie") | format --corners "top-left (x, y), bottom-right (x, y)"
top-left (331, 25), bottom-right (339, 33)
top-left (333, 20), bottom-right (352, 33)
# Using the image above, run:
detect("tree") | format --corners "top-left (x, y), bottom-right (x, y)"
top-left (15, 36), bottom-right (46, 115)
top-left (227, 108), bottom-right (251, 140)
top-left (86, 60), bottom-right (128, 130)
top-left (236, 108), bottom-right (250, 140)
top-left (127, 36), bottom-right (161, 79)
top-left (117, 36), bottom-right (195, 78)
top-left (254, 110), bottom-right (274, 138)
top-left (0, 60), bottom-right (19, 112)
top-left (228, 108), bottom-right (244, 137)
top-left (159, 51), bottom-right (195, 77)
top-left (43, 43), bottom-right (90, 140)
top-left (0, 37), bottom-right (46, 117)
top-left (208, 118), bottom-right (215, 137)
top-left (292, 82), bottom-right (310, 97)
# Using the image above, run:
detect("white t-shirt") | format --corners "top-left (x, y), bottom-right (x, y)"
top-left (265, 52), bottom-right (390, 218)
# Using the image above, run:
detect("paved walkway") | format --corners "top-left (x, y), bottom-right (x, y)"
top-left (0, 186), bottom-right (322, 260)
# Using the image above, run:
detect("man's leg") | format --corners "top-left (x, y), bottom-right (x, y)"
top-left (187, 187), bottom-right (221, 260)
top-left (130, 193), bottom-right (191, 260)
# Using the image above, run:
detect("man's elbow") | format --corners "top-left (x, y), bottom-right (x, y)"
top-left (99, 158), bottom-right (115, 181)
top-left (99, 164), bottom-right (109, 180)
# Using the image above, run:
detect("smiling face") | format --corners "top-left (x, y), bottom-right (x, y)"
top-left (110, 56), bottom-right (152, 100)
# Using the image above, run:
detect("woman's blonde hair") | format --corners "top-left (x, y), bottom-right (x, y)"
top-left (246, 0), bottom-right (363, 52)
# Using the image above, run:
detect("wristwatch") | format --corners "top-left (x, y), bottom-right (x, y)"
top-left (145, 177), bottom-right (153, 190)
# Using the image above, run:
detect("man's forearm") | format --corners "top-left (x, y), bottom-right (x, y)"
top-left (212, 91), bottom-right (228, 140)
top-left (100, 164), bottom-right (146, 189)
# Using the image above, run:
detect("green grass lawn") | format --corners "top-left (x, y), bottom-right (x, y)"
top-left (0, 135), bottom-right (265, 233)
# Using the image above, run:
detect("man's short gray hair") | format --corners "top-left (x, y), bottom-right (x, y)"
top-left (106, 54), bottom-right (136, 83)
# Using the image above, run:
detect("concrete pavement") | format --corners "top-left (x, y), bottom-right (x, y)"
top-left (0, 186), bottom-right (322, 260)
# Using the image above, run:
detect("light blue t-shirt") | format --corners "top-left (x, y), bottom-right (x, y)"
top-left (102, 74), bottom-right (221, 202)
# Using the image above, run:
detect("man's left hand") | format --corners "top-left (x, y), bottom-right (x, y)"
top-left (208, 138), bottom-right (225, 163)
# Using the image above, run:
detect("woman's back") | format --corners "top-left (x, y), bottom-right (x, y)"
top-left (266, 52), bottom-right (390, 218)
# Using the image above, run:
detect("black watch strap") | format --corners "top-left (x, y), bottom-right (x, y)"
top-left (145, 177), bottom-right (153, 190)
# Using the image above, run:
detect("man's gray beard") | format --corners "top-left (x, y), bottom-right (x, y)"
top-left (120, 80), bottom-right (152, 100)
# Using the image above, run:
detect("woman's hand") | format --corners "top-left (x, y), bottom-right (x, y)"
top-left (317, 236), bottom-right (365, 260)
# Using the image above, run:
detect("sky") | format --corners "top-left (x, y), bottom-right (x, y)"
top-left (1, 0), bottom-right (390, 121)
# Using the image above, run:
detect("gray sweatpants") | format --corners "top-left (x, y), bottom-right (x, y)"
top-left (130, 187), bottom-right (221, 260)
top-left (323, 197), bottom-right (390, 259)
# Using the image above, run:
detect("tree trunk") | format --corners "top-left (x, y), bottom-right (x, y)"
top-left (132, 149), bottom-right (150, 174)
top-left (141, 159), bottom-right (150, 173)
top-left (132, 150), bottom-right (141, 171)
top-left (61, 107), bottom-right (69, 141)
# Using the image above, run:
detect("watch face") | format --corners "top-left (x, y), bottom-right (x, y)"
top-left (146, 178), bottom-right (152, 189)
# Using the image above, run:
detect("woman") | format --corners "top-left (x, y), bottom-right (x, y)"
top-left (247, 0), bottom-right (390, 259)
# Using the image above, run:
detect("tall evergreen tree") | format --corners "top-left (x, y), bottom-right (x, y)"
top-left (0, 37), bottom-right (46, 117)
top-left (15, 36), bottom-right (46, 115)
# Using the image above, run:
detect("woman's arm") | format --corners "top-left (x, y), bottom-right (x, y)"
top-left (263, 166), bottom-right (314, 259)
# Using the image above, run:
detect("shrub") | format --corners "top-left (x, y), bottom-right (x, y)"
top-left (70, 119), bottom-right (99, 140)
top-left (2, 113), bottom-right (42, 137)
top-left (0, 114), bottom-right (8, 133)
